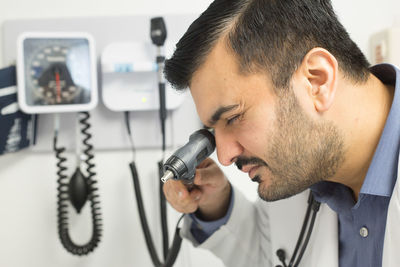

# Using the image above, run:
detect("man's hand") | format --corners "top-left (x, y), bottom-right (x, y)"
top-left (163, 158), bottom-right (231, 221)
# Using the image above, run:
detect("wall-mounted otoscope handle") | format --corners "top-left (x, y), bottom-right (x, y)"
top-left (151, 16), bottom-right (168, 151)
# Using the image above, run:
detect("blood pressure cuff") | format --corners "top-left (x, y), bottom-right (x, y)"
top-left (0, 66), bottom-right (35, 155)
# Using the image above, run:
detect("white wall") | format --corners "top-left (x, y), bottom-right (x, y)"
top-left (1, 1), bottom-right (400, 267)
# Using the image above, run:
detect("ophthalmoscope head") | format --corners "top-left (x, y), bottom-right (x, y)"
top-left (161, 129), bottom-right (215, 184)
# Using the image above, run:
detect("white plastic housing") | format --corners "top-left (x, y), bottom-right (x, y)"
top-left (17, 32), bottom-right (98, 114)
top-left (101, 42), bottom-right (186, 112)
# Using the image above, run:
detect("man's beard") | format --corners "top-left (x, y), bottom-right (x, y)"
top-left (237, 87), bottom-right (346, 201)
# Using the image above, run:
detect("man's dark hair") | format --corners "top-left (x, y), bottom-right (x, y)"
top-left (164, 0), bottom-right (370, 90)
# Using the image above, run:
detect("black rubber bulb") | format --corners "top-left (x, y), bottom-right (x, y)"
top-left (68, 167), bottom-right (89, 213)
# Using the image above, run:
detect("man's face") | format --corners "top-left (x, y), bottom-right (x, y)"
top-left (190, 41), bottom-right (345, 201)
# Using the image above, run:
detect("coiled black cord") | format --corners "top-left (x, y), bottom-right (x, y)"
top-left (53, 111), bottom-right (102, 255)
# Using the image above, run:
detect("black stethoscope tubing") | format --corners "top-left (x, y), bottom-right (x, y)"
top-left (276, 192), bottom-right (321, 267)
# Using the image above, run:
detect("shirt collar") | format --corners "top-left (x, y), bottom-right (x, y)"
top-left (359, 64), bottom-right (399, 197)
top-left (312, 64), bottom-right (400, 202)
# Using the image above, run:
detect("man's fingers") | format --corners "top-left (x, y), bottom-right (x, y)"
top-left (163, 179), bottom-right (187, 200)
top-left (189, 188), bottom-right (202, 201)
top-left (196, 157), bottom-right (214, 169)
top-left (163, 180), bottom-right (201, 213)
top-left (194, 159), bottom-right (224, 186)
top-left (163, 157), bottom-right (230, 219)
top-left (174, 188), bottom-right (202, 213)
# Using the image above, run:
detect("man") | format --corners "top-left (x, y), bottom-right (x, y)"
top-left (163, 0), bottom-right (400, 266)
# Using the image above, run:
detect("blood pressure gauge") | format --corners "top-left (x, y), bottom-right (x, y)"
top-left (17, 32), bottom-right (98, 113)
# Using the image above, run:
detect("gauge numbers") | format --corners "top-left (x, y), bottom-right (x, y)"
top-left (28, 45), bottom-right (82, 105)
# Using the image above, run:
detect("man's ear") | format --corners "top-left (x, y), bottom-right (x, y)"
top-left (298, 47), bottom-right (338, 112)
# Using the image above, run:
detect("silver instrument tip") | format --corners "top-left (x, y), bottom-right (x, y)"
top-left (161, 170), bottom-right (174, 183)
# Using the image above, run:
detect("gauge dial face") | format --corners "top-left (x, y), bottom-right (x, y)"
top-left (29, 45), bottom-right (82, 105)
top-left (22, 37), bottom-right (93, 107)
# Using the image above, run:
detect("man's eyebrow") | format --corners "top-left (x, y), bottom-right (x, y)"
top-left (208, 104), bottom-right (239, 126)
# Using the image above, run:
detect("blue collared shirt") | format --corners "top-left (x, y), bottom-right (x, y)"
top-left (190, 64), bottom-right (399, 267)
top-left (311, 64), bottom-right (400, 267)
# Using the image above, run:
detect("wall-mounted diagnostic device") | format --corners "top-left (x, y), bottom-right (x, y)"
top-left (370, 27), bottom-right (400, 66)
top-left (17, 32), bottom-right (98, 114)
top-left (101, 41), bottom-right (186, 112)
top-left (16, 32), bottom-right (102, 256)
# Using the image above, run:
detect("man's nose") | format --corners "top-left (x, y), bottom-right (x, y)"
top-left (214, 128), bottom-right (243, 166)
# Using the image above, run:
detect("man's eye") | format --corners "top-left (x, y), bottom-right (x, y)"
top-left (227, 114), bottom-right (241, 125)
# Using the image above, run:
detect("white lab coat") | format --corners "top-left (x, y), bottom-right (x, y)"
top-left (180, 160), bottom-right (400, 267)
